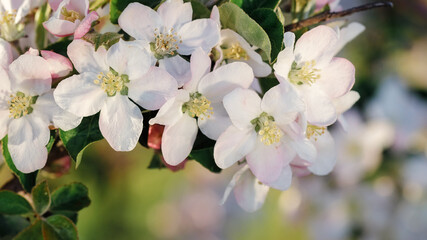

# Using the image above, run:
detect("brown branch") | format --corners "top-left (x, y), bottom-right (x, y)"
top-left (284, 1), bottom-right (394, 32)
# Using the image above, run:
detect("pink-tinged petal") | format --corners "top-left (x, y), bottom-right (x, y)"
top-left (157, 0), bottom-right (192, 30)
top-left (107, 39), bottom-right (155, 79)
top-left (14, 0), bottom-right (31, 23)
top-left (244, 57), bottom-right (271, 78)
top-left (99, 95), bottom-right (143, 151)
top-left (0, 38), bottom-right (13, 69)
top-left (161, 154), bottom-right (187, 172)
top-left (63, 0), bottom-right (88, 15)
top-left (333, 22), bottom-right (365, 56)
top-left (210, 5), bottom-right (220, 27)
top-left (149, 90), bottom-right (189, 126)
top-left (308, 130), bottom-right (336, 175)
top-left (246, 140), bottom-right (286, 184)
top-left (198, 102), bottom-right (231, 140)
top-left (287, 134), bottom-right (317, 163)
top-left (294, 25), bottom-right (338, 66)
top-left (48, 0), bottom-right (62, 11)
top-left (178, 19), bottom-right (220, 55)
top-left (128, 66), bottom-right (178, 110)
top-left (290, 164), bottom-right (311, 177)
top-left (316, 57), bottom-right (355, 98)
top-left (214, 125), bottom-right (257, 169)
top-left (43, 18), bottom-right (79, 37)
top-left (161, 114), bottom-right (197, 166)
top-left (118, 2), bottom-right (162, 42)
top-left (147, 124), bottom-right (164, 150)
top-left (40, 50), bottom-right (73, 78)
top-left (67, 39), bottom-right (108, 73)
top-left (74, 11), bottom-right (99, 39)
top-left (54, 72), bottom-right (107, 117)
top-left (8, 116), bottom-right (50, 173)
top-left (159, 56), bottom-right (191, 87)
top-left (220, 165), bottom-right (250, 205)
top-left (183, 48), bottom-right (211, 92)
top-left (0, 110), bottom-right (11, 139)
top-left (8, 54), bottom-right (52, 96)
top-left (267, 165), bottom-right (292, 191)
top-left (333, 90), bottom-right (360, 114)
top-left (25, 48), bottom-right (39, 56)
top-left (234, 168), bottom-right (270, 212)
top-left (299, 84), bottom-right (337, 126)
top-left (273, 32), bottom-right (295, 79)
top-left (199, 62), bottom-right (254, 102)
top-left (261, 83), bottom-right (305, 126)
top-left (223, 88), bottom-right (262, 130)
top-left (0, 66), bottom-right (11, 93)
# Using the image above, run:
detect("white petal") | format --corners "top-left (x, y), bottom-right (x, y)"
top-left (157, 0), bottom-right (192, 30)
top-left (149, 90), bottom-right (189, 126)
top-left (234, 169), bottom-right (270, 212)
top-left (107, 39), bottom-right (155, 79)
top-left (128, 66), bottom-right (178, 110)
top-left (67, 39), bottom-right (108, 73)
top-left (316, 57), bottom-right (355, 98)
top-left (159, 55), bottom-right (191, 87)
top-left (178, 19), bottom-right (220, 55)
top-left (0, 38), bottom-right (13, 69)
top-left (54, 73), bottom-right (107, 117)
top-left (244, 57), bottom-right (271, 78)
top-left (0, 110), bottom-right (10, 139)
top-left (267, 165), bottom-right (293, 191)
top-left (183, 48), bottom-right (211, 92)
top-left (223, 88), bottom-right (262, 130)
top-left (118, 2), bottom-right (161, 42)
top-left (214, 125), bottom-right (257, 169)
top-left (0, 66), bottom-right (11, 93)
top-left (333, 90), bottom-right (360, 114)
top-left (273, 32), bottom-right (295, 79)
top-left (299, 85), bottom-right (337, 126)
top-left (220, 164), bottom-right (249, 205)
top-left (198, 102), bottom-right (231, 140)
top-left (99, 95), bottom-right (143, 151)
top-left (161, 114), bottom-right (198, 165)
top-left (333, 22), bottom-right (365, 56)
top-left (198, 62), bottom-right (254, 102)
top-left (8, 116), bottom-right (49, 173)
top-left (308, 130), bottom-right (336, 175)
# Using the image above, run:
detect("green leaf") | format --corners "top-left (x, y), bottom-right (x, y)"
top-left (59, 114), bottom-right (103, 168)
top-left (189, 148), bottom-right (221, 173)
top-left (230, 0), bottom-right (281, 14)
top-left (44, 39), bottom-right (73, 57)
top-left (82, 32), bottom-right (123, 51)
top-left (0, 191), bottom-right (33, 215)
top-left (32, 181), bottom-right (51, 215)
top-left (43, 215), bottom-right (78, 240)
top-left (2, 136), bottom-right (38, 193)
top-left (258, 76), bottom-right (280, 94)
top-left (147, 153), bottom-right (167, 169)
top-left (110, 0), bottom-right (162, 24)
top-left (14, 220), bottom-right (43, 240)
top-left (89, 0), bottom-right (109, 11)
top-left (50, 183), bottom-right (91, 212)
top-left (35, 3), bottom-right (51, 49)
top-left (219, 3), bottom-right (272, 61)
top-left (0, 215), bottom-right (30, 239)
top-left (250, 8), bottom-right (284, 62)
top-left (184, 0), bottom-right (210, 19)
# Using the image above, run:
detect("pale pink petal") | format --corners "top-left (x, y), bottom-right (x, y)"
top-left (178, 19), bottom-right (220, 55)
top-left (299, 84), bottom-right (337, 126)
top-left (149, 90), bottom-right (189, 126)
top-left (183, 48), bottom-right (211, 92)
top-left (157, 0), bottom-right (192, 30)
top-left (210, 5), bottom-right (220, 26)
top-left (0, 38), bottom-right (13, 69)
top-left (43, 18), bottom-right (79, 37)
top-left (162, 114), bottom-right (198, 166)
top-left (198, 62), bottom-right (254, 102)
top-left (40, 50), bottom-right (73, 78)
top-left (333, 22), bottom-right (365, 56)
top-left (267, 165), bottom-right (293, 191)
top-left (333, 90), bottom-right (360, 114)
top-left (159, 55), bottom-right (191, 87)
top-left (25, 48), bottom-right (39, 56)
top-left (0, 66), bottom-right (11, 93)
top-left (118, 2), bottom-right (162, 42)
top-left (128, 66), bottom-right (178, 110)
top-left (74, 11), bottom-right (99, 39)
top-left (48, 0), bottom-right (62, 11)
top-left (198, 102), bottom-right (231, 140)
top-left (67, 39), bottom-right (108, 73)
top-left (0, 110), bottom-right (10, 139)
top-left (273, 32), bottom-right (295, 79)
top-left (223, 88), bottom-right (262, 130)
top-left (316, 57), bottom-right (355, 98)
top-left (234, 169), bottom-right (270, 212)
top-left (307, 130), bottom-right (336, 175)
top-left (214, 125), bottom-right (257, 169)
top-left (99, 95), bottom-right (143, 151)
top-left (220, 165), bottom-right (249, 205)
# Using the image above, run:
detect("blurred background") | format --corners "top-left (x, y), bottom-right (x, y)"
top-left (46, 0), bottom-right (427, 239)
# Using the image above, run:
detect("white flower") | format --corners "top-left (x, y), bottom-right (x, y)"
top-left (214, 84), bottom-right (316, 184)
top-left (149, 48), bottom-right (254, 166)
top-left (54, 39), bottom-right (177, 151)
top-left (0, 52), bottom-right (81, 173)
top-left (274, 25), bottom-right (356, 126)
top-left (118, 0), bottom-right (220, 86)
top-left (0, 0), bottom-right (36, 41)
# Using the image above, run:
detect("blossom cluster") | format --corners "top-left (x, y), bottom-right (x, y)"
top-left (0, 0), bottom-right (364, 211)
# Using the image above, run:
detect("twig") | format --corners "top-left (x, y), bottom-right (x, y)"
top-left (284, 1), bottom-right (393, 32)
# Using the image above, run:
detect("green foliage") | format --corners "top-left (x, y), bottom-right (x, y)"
top-left (14, 220), bottom-right (44, 240)
top-left (35, 3), bottom-right (51, 50)
top-left (82, 32), bottom-right (124, 51)
top-left (44, 39), bottom-right (73, 57)
top-left (219, 3), bottom-right (272, 61)
top-left (0, 191), bottom-right (33, 215)
top-left (189, 148), bottom-right (221, 173)
top-left (44, 215), bottom-right (78, 240)
top-left (110, 0), bottom-right (162, 24)
top-left (32, 181), bottom-right (51, 215)
top-left (258, 77), bottom-right (280, 94)
top-left (0, 215), bottom-right (30, 239)
top-left (59, 114), bottom-right (104, 168)
top-left (187, 0), bottom-right (211, 19)
top-left (147, 153), bottom-right (167, 169)
top-left (230, 0), bottom-right (281, 14)
top-left (50, 183), bottom-right (91, 212)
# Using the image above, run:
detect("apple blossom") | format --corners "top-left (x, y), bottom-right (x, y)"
top-left (149, 48), bottom-right (254, 166)
top-left (0, 0), bottom-right (40, 41)
top-left (214, 84), bottom-right (316, 185)
top-left (0, 53), bottom-right (81, 173)
top-left (118, 0), bottom-right (220, 86)
top-left (54, 39), bottom-right (177, 151)
top-left (274, 25), bottom-right (356, 126)
top-left (25, 47), bottom-right (73, 79)
top-left (43, 0), bottom-right (99, 38)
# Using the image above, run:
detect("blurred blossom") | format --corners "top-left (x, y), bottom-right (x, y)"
top-left (402, 156), bottom-right (427, 203)
top-left (393, 201), bottom-right (427, 240)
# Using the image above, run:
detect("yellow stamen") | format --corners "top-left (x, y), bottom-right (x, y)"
top-left (306, 124), bottom-right (326, 141)
top-left (222, 43), bottom-right (248, 60)
top-left (151, 27), bottom-right (182, 58)
top-left (8, 92), bottom-right (36, 119)
top-left (0, 10), bottom-right (16, 25)
top-left (61, 7), bottom-right (82, 23)
top-left (251, 112), bottom-right (283, 145)
top-left (182, 92), bottom-right (213, 120)
top-left (94, 69), bottom-right (129, 97)
top-left (288, 60), bottom-right (320, 86)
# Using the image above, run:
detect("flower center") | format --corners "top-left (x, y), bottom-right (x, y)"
top-left (0, 10), bottom-right (16, 25)
top-left (0, 9), bottom-right (24, 41)
top-left (61, 7), bottom-right (82, 23)
top-left (182, 92), bottom-right (213, 120)
top-left (306, 124), bottom-right (326, 140)
top-left (222, 43), bottom-right (248, 61)
top-left (150, 27), bottom-right (182, 59)
top-left (251, 112), bottom-right (283, 145)
top-left (288, 61), bottom-right (320, 85)
top-left (8, 92), bottom-right (38, 119)
top-left (93, 68), bottom-right (130, 97)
